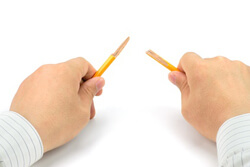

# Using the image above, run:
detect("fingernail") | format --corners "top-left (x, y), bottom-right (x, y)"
top-left (96, 78), bottom-right (105, 92)
top-left (169, 73), bottom-right (176, 85)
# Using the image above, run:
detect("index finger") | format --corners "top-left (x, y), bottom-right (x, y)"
top-left (178, 52), bottom-right (203, 75)
top-left (65, 57), bottom-right (96, 82)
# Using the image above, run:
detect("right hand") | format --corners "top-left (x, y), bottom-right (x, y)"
top-left (168, 52), bottom-right (250, 141)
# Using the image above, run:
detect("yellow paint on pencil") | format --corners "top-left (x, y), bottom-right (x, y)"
top-left (93, 55), bottom-right (115, 77)
top-left (146, 50), bottom-right (179, 71)
top-left (93, 37), bottom-right (130, 77)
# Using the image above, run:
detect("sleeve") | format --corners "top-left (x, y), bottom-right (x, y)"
top-left (0, 111), bottom-right (43, 167)
top-left (217, 113), bottom-right (250, 167)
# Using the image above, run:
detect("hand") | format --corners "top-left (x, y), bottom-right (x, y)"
top-left (168, 52), bottom-right (250, 141)
top-left (10, 57), bottom-right (105, 152)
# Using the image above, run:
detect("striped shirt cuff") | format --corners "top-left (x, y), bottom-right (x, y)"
top-left (0, 111), bottom-right (43, 167)
top-left (216, 113), bottom-right (250, 166)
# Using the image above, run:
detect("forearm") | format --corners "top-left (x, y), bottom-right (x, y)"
top-left (0, 111), bottom-right (43, 167)
top-left (217, 114), bottom-right (250, 166)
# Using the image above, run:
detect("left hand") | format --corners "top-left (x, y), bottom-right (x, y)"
top-left (10, 57), bottom-right (105, 152)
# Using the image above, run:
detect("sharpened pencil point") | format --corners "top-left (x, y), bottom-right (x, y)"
top-left (92, 37), bottom-right (130, 77)
top-left (146, 49), bottom-right (179, 71)
top-left (112, 37), bottom-right (130, 57)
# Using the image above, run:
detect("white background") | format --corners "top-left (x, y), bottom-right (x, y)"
top-left (1, 0), bottom-right (250, 166)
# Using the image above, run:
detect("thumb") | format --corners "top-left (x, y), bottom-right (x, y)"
top-left (79, 77), bottom-right (105, 103)
top-left (168, 71), bottom-right (189, 93)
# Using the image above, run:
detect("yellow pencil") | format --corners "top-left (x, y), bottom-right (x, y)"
top-left (93, 37), bottom-right (130, 77)
top-left (146, 50), bottom-right (179, 71)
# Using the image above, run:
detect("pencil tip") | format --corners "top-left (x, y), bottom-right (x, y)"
top-left (146, 49), bottom-right (154, 55)
top-left (112, 37), bottom-right (130, 57)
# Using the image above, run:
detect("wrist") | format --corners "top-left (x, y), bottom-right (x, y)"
top-left (10, 110), bottom-right (48, 153)
top-left (20, 113), bottom-right (50, 153)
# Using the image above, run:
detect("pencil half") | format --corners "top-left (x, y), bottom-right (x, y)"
top-left (93, 37), bottom-right (130, 77)
top-left (146, 50), bottom-right (179, 71)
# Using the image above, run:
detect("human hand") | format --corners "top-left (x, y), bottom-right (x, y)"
top-left (10, 57), bottom-right (105, 152)
top-left (168, 53), bottom-right (250, 141)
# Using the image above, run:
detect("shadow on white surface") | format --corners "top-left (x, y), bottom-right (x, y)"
top-left (33, 112), bottom-right (111, 167)
top-left (153, 106), bottom-right (218, 165)
top-left (33, 106), bottom-right (218, 167)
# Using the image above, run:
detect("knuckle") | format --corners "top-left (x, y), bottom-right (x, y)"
top-left (214, 56), bottom-right (228, 62)
top-left (182, 52), bottom-right (198, 61)
top-left (183, 52), bottom-right (197, 57)
top-left (38, 64), bottom-right (49, 70)
top-left (37, 64), bottom-right (53, 73)
top-left (75, 57), bottom-right (87, 64)
top-left (70, 57), bottom-right (90, 76)
top-left (181, 51), bottom-right (201, 66)
top-left (179, 79), bottom-right (189, 93)
top-left (57, 63), bottom-right (69, 71)
top-left (81, 85), bottom-right (95, 98)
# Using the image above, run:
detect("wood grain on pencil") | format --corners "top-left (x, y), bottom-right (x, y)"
top-left (113, 37), bottom-right (130, 58)
top-left (93, 37), bottom-right (130, 77)
top-left (146, 50), bottom-right (179, 71)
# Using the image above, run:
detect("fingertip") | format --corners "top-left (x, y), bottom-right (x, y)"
top-left (96, 77), bottom-right (105, 92)
top-left (95, 89), bottom-right (103, 96)
top-left (168, 72), bottom-right (177, 85)
top-left (179, 52), bottom-right (202, 73)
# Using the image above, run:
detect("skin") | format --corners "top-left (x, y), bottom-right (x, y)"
top-left (168, 52), bottom-right (250, 141)
top-left (9, 53), bottom-right (250, 154)
top-left (10, 57), bottom-right (105, 153)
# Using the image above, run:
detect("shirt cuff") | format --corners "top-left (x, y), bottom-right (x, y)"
top-left (216, 113), bottom-right (250, 165)
top-left (0, 111), bottom-right (43, 167)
